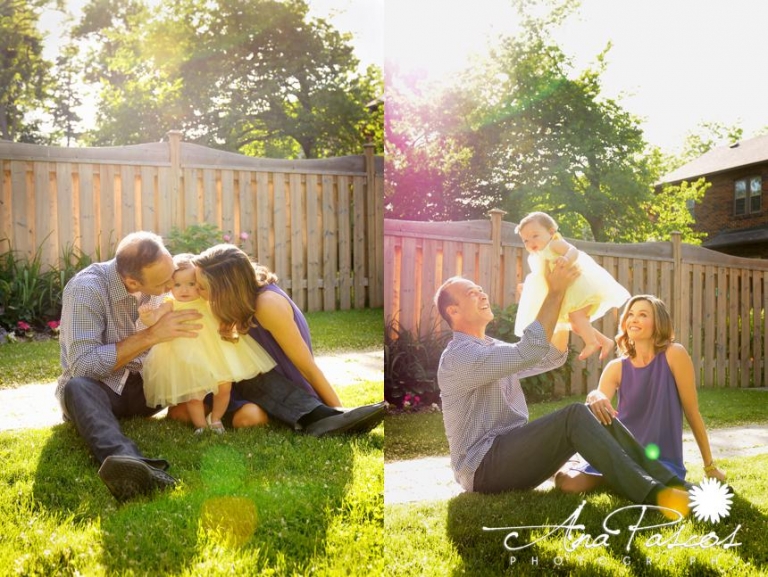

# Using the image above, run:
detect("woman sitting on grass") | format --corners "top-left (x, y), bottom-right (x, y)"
top-left (556, 294), bottom-right (727, 493)
top-left (167, 244), bottom-right (385, 435)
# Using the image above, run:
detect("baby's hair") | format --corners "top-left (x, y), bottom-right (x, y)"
top-left (172, 253), bottom-right (195, 274)
top-left (514, 211), bottom-right (558, 235)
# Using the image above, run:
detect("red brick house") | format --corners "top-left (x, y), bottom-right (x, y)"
top-left (659, 134), bottom-right (768, 258)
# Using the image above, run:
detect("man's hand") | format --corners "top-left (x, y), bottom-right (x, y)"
top-left (148, 309), bottom-right (203, 342)
top-left (535, 262), bottom-right (579, 341)
top-left (546, 261), bottom-right (579, 295)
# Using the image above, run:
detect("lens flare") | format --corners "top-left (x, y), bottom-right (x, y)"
top-left (645, 443), bottom-right (660, 460)
top-left (201, 496), bottom-right (258, 547)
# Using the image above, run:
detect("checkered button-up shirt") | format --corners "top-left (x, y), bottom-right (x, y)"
top-left (56, 259), bottom-right (164, 402)
top-left (437, 321), bottom-right (568, 491)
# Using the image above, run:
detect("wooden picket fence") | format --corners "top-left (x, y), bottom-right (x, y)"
top-left (385, 209), bottom-right (768, 393)
top-left (0, 132), bottom-right (384, 311)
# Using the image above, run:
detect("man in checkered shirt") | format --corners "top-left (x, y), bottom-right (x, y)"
top-left (435, 265), bottom-right (692, 512)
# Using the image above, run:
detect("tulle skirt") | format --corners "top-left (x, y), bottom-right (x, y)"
top-left (143, 300), bottom-right (276, 407)
top-left (514, 251), bottom-right (630, 336)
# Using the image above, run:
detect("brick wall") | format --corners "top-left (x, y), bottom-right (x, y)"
top-left (692, 162), bottom-right (768, 257)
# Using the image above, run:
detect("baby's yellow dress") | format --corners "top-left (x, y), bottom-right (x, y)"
top-left (514, 234), bottom-right (630, 336)
top-left (142, 298), bottom-right (276, 407)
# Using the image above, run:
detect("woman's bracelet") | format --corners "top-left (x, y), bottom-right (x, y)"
top-left (703, 461), bottom-right (717, 472)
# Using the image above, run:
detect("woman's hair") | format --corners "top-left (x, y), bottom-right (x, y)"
top-left (615, 294), bottom-right (674, 358)
top-left (192, 244), bottom-right (278, 340)
top-left (514, 211), bottom-right (558, 235)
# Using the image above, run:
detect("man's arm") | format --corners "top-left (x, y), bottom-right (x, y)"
top-left (535, 261), bottom-right (579, 340)
top-left (61, 282), bottom-right (202, 379)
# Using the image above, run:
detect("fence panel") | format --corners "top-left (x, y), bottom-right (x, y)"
top-left (0, 136), bottom-right (383, 312)
top-left (385, 214), bottom-right (768, 391)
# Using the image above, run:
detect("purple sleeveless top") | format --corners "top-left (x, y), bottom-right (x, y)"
top-left (247, 284), bottom-right (319, 399)
top-left (616, 352), bottom-right (686, 478)
top-left (580, 350), bottom-right (686, 479)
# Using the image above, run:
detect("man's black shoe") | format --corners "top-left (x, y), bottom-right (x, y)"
top-left (98, 455), bottom-right (177, 502)
top-left (304, 401), bottom-right (385, 438)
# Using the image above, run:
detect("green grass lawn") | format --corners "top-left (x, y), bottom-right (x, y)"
top-left (0, 307), bottom-right (384, 575)
top-left (385, 453), bottom-right (768, 576)
top-left (1, 381), bottom-right (382, 576)
top-left (385, 388), bottom-right (768, 462)
top-left (385, 388), bottom-right (768, 576)
top-left (0, 308), bottom-right (383, 390)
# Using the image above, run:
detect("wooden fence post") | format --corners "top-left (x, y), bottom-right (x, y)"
top-left (671, 231), bottom-right (683, 334)
top-left (488, 208), bottom-right (507, 306)
top-left (364, 143), bottom-right (380, 308)
top-left (167, 130), bottom-right (183, 229)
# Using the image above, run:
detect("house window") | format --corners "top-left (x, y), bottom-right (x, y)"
top-left (734, 176), bottom-right (762, 215)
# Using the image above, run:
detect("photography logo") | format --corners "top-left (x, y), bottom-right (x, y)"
top-left (689, 477), bottom-right (734, 523)
top-left (483, 478), bottom-right (740, 555)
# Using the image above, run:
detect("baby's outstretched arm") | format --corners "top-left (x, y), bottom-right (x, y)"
top-left (549, 237), bottom-right (578, 267)
top-left (138, 300), bottom-right (173, 327)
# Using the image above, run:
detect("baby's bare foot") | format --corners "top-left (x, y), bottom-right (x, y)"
top-left (598, 334), bottom-right (615, 361)
top-left (578, 343), bottom-right (601, 360)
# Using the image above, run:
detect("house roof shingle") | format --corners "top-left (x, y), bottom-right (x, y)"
top-left (660, 133), bottom-right (768, 184)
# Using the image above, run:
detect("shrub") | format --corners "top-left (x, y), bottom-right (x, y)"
top-left (384, 317), bottom-right (450, 410)
top-left (0, 239), bottom-right (104, 332)
top-left (165, 223), bottom-right (224, 254)
top-left (0, 240), bottom-right (58, 330)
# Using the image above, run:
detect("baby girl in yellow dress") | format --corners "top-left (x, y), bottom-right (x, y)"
top-left (139, 254), bottom-right (276, 434)
top-left (514, 212), bottom-right (631, 360)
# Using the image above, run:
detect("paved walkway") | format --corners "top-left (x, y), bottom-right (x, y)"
top-left (385, 425), bottom-right (768, 505)
top-left (0, 349), bottom-right (383, 432)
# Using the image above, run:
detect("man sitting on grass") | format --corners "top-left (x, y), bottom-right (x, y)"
top-left (434, 263), bottom-right (691, 516)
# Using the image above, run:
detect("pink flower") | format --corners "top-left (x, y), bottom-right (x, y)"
top-left (47, 320), bottom-right (60, 330)
top-left (223, 234), bottom-right (232, 243)
top-left (240, 231), bottom-right (249, 241)
top-left (414, 396), bottom-right (421, 405)
top-left (17, 321), bottom-right (31, 331)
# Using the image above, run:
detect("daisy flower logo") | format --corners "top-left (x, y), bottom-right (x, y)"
top-left (689, 478), bottom-right (734, 523)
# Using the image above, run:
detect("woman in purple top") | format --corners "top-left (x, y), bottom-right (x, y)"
top-left (556, 295), bottom-right (726, 494)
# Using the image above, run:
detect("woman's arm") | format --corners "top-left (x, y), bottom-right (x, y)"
top-left (253, 290), bottom-right (343, 407)
top-left (667, 344), bottom-right (726, 480)
top-left (586, 358), bottom-right (621, 425)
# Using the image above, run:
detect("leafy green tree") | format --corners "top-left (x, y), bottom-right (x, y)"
top-left (0, 0), bottom-right (55, 142)
top-left (384, 66), bottom-right (501, 221)
top-left (676, 121), bottom-right (744, 167)
top-left (49, 41), bottom-right (83, 146)
top-left (75, 0), bottom-right (380, 158)
top-left (386, 0), bottom-right (704, 245)
top-left (73, 0), bottom-right (184, 145)
top-left (478, 7), bottom-right (655, 242)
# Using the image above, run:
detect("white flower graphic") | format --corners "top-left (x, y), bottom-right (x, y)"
top-left (688, 478), bottom-right (734, 523)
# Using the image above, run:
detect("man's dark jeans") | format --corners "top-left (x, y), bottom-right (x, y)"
top-left (473, 403), bottom-right (683, 503)
top-left (61, 373), bottom-right (162, 465)
top-left (61, 370), bottom-right (324, 464)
